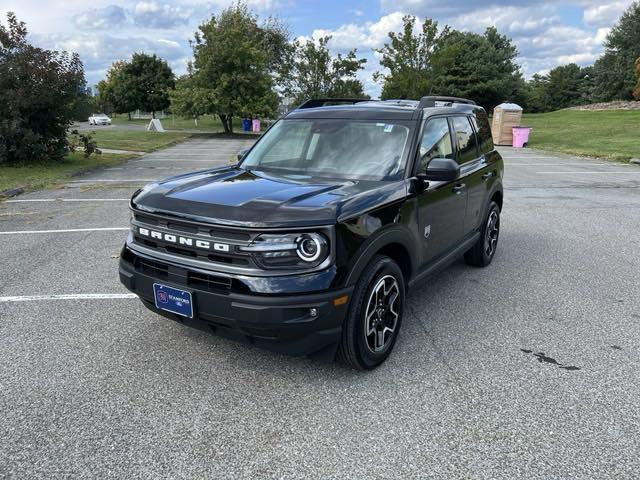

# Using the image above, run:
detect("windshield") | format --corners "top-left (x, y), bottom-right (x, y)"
top-left (241, 119), bottom-right (412, 181)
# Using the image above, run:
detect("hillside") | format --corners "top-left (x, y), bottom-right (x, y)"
top-left (521, 109), bottom-right (640, 162)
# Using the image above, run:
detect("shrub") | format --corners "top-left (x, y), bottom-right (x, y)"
top-left (68, 130), bottom-right (101, 158)
top-left (0, 13), bottom-right (86, 165)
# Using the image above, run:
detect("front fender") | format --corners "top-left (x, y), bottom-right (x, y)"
top-left (342, 225), bottom-right (417, 287)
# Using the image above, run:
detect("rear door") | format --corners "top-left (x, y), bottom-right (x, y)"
top-left (450, 115), bottom-right (493, 235)
top-left (415, 116), bottom-right (467, 266)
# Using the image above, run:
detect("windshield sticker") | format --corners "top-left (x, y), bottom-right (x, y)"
top-left (383, 124), bottom-right (393, 133)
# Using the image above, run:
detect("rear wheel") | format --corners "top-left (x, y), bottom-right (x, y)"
top-left (464, 201), bottom-right (500, 267)
top-left (337, 255), bottom-right (405, 370)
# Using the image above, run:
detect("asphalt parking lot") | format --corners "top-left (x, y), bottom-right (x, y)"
top-left (1, 138), bottom-right (639, 479)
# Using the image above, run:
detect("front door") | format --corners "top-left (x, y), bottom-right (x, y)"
top-left (416, 117), bottom-right (467, 267)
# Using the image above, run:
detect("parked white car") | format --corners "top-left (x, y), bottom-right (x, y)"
top-left (88, 113), bottom-right (112, 126)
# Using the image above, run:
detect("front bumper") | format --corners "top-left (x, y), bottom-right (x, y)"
top-left (119, 247), bottom-right (353, 359)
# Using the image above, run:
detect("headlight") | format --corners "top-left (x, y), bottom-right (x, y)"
top-left (240, 232), bottom-right (329, 269)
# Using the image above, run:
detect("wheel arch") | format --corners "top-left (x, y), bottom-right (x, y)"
top-left (343, 227), bottom-right (416, 288)
top-left (491, 189), bottom-right (503, 211)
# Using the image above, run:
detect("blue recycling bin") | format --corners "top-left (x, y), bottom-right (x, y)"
top-left (242, 118), bottom-right (251, 132)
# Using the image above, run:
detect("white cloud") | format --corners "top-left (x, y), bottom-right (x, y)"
top-left (583, 1), bottom-right (634, 27)
top-left (34, 32), bottom-right (189, 83)
top-left (304, 12), bottom-right (413, 51)
top-left (132, 2), bottom-right (192, 28)
top-left (73, 5), bottom-right (127, 30)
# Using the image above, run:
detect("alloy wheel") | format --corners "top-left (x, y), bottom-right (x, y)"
top-left (364, 275), bottom-right (400, 353)
top-left (485, 210), bottom-right (500, 257)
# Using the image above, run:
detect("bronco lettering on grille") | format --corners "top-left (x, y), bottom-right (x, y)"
top-left (136, 226), bottom-right (230, 252)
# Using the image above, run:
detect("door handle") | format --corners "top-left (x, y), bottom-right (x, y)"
top-left (482, 171), bottom-right (495, 181)
top-left (452, 183), bottom-right (466, 194)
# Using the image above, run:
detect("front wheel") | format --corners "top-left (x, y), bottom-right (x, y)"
top-left (464, 201), bottom-right (500, 267)
top-left (337, 255), bottom-right (405, 370)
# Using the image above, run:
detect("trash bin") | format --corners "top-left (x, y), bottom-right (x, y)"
top-left (492, 103), bottom-right (523, 146)
top-left (512, 126), bottom-right (532, 148)
top-left (242, 118), bottom-right (251, 132)
top-left (252, 119), bottom-right (260, 133)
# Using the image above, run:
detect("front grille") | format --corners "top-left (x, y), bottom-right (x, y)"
top-left (136, 257), bottom-right (169, 279)
top-left (126, 249), bottom-right (248, 293)
top-left (188, 271), bottom-right (232, 291)
top-left (130, 211), bottom-right (260, 270)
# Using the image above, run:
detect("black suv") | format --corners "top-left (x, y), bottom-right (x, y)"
top-left (119, 96), bottom-right (504, 369)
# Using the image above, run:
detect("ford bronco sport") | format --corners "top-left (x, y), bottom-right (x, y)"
top-left (119, 96), bottom-right (504, 369)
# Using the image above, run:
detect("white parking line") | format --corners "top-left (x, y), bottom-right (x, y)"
top-left (0, 293), bottom-right (137, 303)
top-left (133, 159), bottom-right (231, 163)
top-left (536, 171), bottom-right (640, 174)
top-left (5, 198), bottom-right (129, 203)
top-left (505, 163), bottom-right (612, 167)
top-left (0, 227), bottom-right (128, 235)
top-left (67, 179), bottom-right (156, 183)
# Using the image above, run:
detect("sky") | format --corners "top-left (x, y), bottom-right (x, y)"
top-left (0, 0), bottom-right (635, 97)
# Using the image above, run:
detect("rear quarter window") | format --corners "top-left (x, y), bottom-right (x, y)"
top-left (471, 111), bottom-right (494, 155)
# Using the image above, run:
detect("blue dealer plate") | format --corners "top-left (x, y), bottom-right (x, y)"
top-left (153, 283), bottom-right (193, 318)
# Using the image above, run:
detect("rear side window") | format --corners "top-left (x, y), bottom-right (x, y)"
top-left (451, 116), bottom-right (479, 164)
top-left (418, 117), bottom-right (454, 172)
top-left (471, 111), bottom-right (494, 154)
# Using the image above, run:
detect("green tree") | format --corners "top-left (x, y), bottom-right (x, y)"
top-left (0, 12), bottom-right (86, 164)
top-left (593, 1), bottom-right (640, 101)
top-left (280, 36), bottom-right (368, 104)
top-left (430, 27), bottom-right (525, 111)
top-left (169, 74), bottom-right (217, 126)
top-left (120, 53), bottom-right (174, 118)
top-left (634, 57), bottom-right (640, 100)
top-left (525, 74), bottom-right (550, 113)
top-left (374, 16), bottom-right (449, 100)
top-left (525, 64), bottom-right (594, 112)
top-left (96, 60), bottom-right (131, 117)
top-left (189, 3), bottom-right (288, 133)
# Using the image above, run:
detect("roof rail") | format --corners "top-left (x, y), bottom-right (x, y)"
top-left (418, 96), bottom-right (477, 109)
top-left (297, 98), bottom-right (370, 109)
top-left (380, 99), bottom-right (420, 107)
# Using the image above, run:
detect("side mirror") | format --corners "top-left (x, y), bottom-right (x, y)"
top-left (237, 149), bottom-right (249, 161)
top-left (424, 157), bottom-right (460, 182)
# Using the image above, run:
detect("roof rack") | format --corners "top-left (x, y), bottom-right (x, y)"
top-left (418, 96), bottom-right (477, 109)
top-left (379, 99), bottom-right (419, 107)
top-left (297, 98), bottom-right (370, 109)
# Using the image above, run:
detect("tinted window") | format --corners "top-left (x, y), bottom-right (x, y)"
top-left (451, 116), bottom-right (479, 164)
top-left (242, 119), bottom-right (411, 181)
top-left (418, 117), bottom-right (453, 171)
top-left (260, 121), bottom-right (311, 164)
top-left (471, 111), bottom-right (494, 154)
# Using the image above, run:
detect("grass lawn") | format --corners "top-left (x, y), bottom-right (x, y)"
top-left (88, 129), bottom-right (194, 152)
top-left (0, 152), bottom-right (133, 193)
top-left (111, 115), bottom-right (245, 132)
top-left (522, 110), bottom-right (640, 162)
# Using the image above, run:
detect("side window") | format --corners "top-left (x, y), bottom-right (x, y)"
top-left (451, 116), bottom-right (479, 164)
top-left (418, 117), bottom-right (454, 172)
top-left (471, 111), bottom-right (494, 154)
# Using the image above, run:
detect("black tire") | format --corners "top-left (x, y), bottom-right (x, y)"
top-left (464, 201), bottom-right (500, 267)
top-left (337, 255), bottom-right (405, 370)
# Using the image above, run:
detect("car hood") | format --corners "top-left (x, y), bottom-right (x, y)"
top-left (132, 166), bottom-right (407, 228)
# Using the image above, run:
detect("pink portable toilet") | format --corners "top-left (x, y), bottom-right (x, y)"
top-left (252, 119), bottom-right (261, 133)
top-left (512, 126), bottom-right (532, 148)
